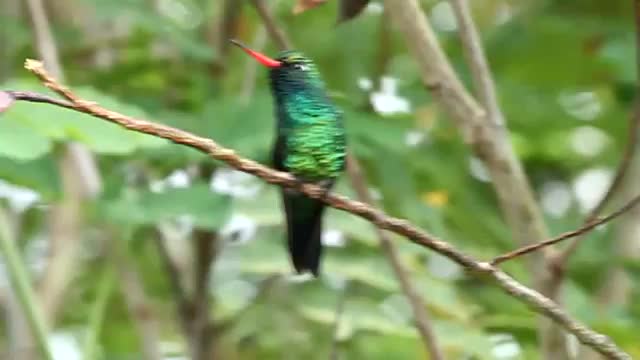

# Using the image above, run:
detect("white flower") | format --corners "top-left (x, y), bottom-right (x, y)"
top-left (430, 1), bottom-right (457, 32)
top-left (469, 157), bottom-right (491, 183)
top-left (211, 168), bottom-right (261, 199)
top-left (322, 229), bottom-right (345, 247)
top-left (221, 213), bottom-right (257, 244)
top-left (558, 90), bottom-right (602, 121)
top-left (540, 181), bottom-right (572, 218)
top-left (490, 333), bottom-right (522, 359)
top-left (370, 76), bottom-right (411, 115)
top-left (573, 168), bottom-right (612, 213)
top-left (404, 130), bottom-right (426, 147)
top-left (358, 77), bottom-right (373, 91)
top-left (49, 332), bottom-right (81, 360)
top-left (570, 126), bottom-right (610, 157)
top-left (0, 180), bottom-right (40, 212)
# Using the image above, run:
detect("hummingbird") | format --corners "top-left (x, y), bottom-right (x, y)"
top-left (230, 39), bottom-right (346, 276)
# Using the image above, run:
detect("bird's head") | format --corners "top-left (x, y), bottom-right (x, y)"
top-left (230, 39), bottom-right (325, 95)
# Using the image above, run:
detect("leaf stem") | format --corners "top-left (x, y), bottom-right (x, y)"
top-left (0, 206), bottom-right (53, 360)
top-left (82, 265), bottom-right (115, 360)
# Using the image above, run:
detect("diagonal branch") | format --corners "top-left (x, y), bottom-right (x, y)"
top-left (346, 155), bottom-right (444, 360)
top-left (0, 59), bottom-right (630, 359)
top-left (447, 2), bottom-right (563, 356)
top-left (449, 0), bottom-right (503, 125)
top-left (491, 193), bottom-right (640, 265)
top-left (251, 0), bottom-right (292, 50)
top-left (382, 0), bottom-right (550, 285)
top-left (549, 0), bottom-right (640, 270)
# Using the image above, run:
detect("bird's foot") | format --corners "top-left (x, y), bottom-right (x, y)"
top-left (316, 179), bottom-right (333, 201)
top-left (284, 176), bottom-right (306, 195)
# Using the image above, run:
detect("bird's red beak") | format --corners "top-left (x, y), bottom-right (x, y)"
top-left (230, 39), bottom-right (282, 68)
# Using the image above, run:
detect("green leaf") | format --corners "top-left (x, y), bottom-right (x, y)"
top-left (1, 80), bottom-right (168, 155)
top-left (0, 117), bottom-right (51, 160)
top-left (0, 155), bottom-right (59, 198)
top-left (104, 183), bottom-right (231, 229)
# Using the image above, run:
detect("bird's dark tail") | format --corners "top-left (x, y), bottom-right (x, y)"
top-left (282, 190), bottom-right (327, 276)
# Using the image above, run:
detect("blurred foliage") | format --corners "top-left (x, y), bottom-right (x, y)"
top-left (1, 0), bottom-right (639, 358)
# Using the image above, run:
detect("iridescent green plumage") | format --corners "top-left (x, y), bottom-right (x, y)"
top-left (270, 51), bottom-right (345, 181)
top-left (268, 50), bottom-right (346, 275)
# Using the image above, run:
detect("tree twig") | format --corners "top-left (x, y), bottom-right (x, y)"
top-left (190, 229), bottom-right (219, 360)
top-left (152, 228), bottom-right (192, 340)
top-left (82, 266), bottom-right (115, 360)
top-left (3, 60), bottom-right (631, 359)
top-left (110, 232), bottom-right (163, 360)
top-left (251, 0), bottom-right (292, 50)
top-left (346, 155), bottom-right (445, 360)
top-left (329, 282), bottom-right (348, 360)
top-left (491, 193), bottom-right (640, 265)
top-left (549, 0), bottom-right (640, 270)
top-left (449, 0), bottom-right (503, 126)
top-left (25, 0), bottom-right (102, 328)
top-left (382, 0), bottom-right (550, 282)
top-left (0, 206), bottom-right (52, 360)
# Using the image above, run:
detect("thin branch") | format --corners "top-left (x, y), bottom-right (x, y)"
top-left (251, 0), bottom-right (292, 50)
top-left (449, 0), bottom-right (503, 126)
top-left (550, 0), bottom-right (640, 269)
top-left (25, 0), bottom-right (102, 329)
top-left (110, 233), bottom-right (163, 360)
top-left (346, 155), bottom-right (445, 360)
top-left (490, 104), bottom-right (640, 266)
top-left (190, 229), bottom-right (219, 360)
top-left (4, 60), bottom-right (631, 360)
top-left (5, 90), bottom-right (75, 110)
top-left (491, 193), bottom-right (640, 265)
top-left (152, 229), bottom-right (192, 336)
top-left (25, 0), bottom-right (63, 79)
top-left (210, 0), bottom-right (244, 74)
top-left (240, 27), bottom-right (268, 103)
top-left (82, 266), bottom-right (115, 360)
top-left (0, 206), bottom-right (52, 360)
top-left (329, 282), bottom-right (348, 360)
top-left (382, 1), bottom-right (550, 279)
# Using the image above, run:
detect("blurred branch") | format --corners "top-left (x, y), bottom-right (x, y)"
top-left (0, 0), bottom-right (21, 80)
top-left (346, 155), bottom-right (444, 360)
top-left (251, 0), bottom-right (292, 50)
top-left (210, 0), bottom-right (244, 74)
top-left (557, 103), bottom-right (640, 264)
top-left (426, 0), bottom-right (557, 355)
top-left (449, 0), bottom-right (502, 126)
top-left (329, 282), bottom-right (348, 360)
top-left (153, 229), bottom-right (192, 339)
top-left (2, 60), bottom-right (631, 359)
top-left (25, 0), bottom-right (63, 78)
top-left (548, 0), bottom-right (640, 276)
top-left (153, 227), bottom-right (218, 360)
top-left (110, 233), bottom-right (163, 360)
top-left (82, 266), bottom-right (115, 360)
top-left (0, 206), bottom-right (53, 360)
top-left (190, 229), bottom-right (219, 360)
top-left (240, 27), bottom-right (268, 102)
top-left (25, 0), bottom-right (102, 327)
top-left (382, 0), bottom-right (549, 265)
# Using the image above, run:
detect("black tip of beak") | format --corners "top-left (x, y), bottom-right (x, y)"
top-left (229, 39), bottom-right (247, 49)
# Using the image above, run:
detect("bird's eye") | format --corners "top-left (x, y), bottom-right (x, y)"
top-left (293, 63), bottom-right (308, 71)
